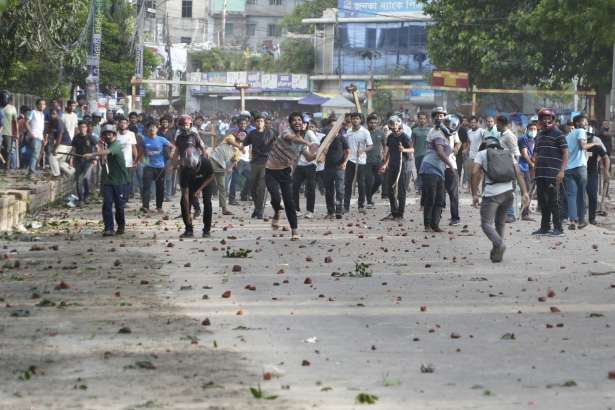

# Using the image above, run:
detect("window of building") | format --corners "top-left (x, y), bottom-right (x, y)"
top-left (144, 0), bottom-right (156, 9)
top-left (180, 36), bottom-right (192, 44)
top-left (247, 23), bottom-right (256, 37)
top-left (269, 0), bottom-right (282, 5)
top-left (225, 23), bottom-right (234, 35)
top-left (181, 0), bottom-right (192, 18)
top-left (267, 24), bottom-right (281, 37)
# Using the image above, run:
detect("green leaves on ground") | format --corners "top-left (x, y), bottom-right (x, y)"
top-left (250, 384), bottom-right (278, 400)
top-left (356, 393), bottom-right (378, 404)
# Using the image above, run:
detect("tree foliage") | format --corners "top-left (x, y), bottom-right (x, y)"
top-left (0, 0), bottom-right (159, 98)
top-left (192, 39), bottom-right (314, 74)
top-left (281, 0), bottom-right (337, 34)
top-left (419, 0), bottom-right (615, 93)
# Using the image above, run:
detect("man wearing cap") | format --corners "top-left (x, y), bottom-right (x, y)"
top-left (83, 124), bottom-right (129, 236)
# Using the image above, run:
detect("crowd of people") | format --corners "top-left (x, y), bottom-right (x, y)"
top-left (1, 89), bottom-right (612, 262)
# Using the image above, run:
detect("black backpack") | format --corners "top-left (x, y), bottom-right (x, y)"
top-left (484, 147), bottom-right (515, 183)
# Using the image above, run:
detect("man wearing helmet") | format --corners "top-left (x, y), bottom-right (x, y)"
top-left (532, 108), bottom-right (568, 236)
top-left (177, 145), bottom-right (216, 238)
top-left (172, 115), bottom-right (206, 218)
top-left (82, 124), bottom-right (129, 236)
top-left (443, 114), bottom-right (462, 226)
top-left (419, 107), bottom-right (456, 232)
top-left (379, 115), bottom-right (413, 220)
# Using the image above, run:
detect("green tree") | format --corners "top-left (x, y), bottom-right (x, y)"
top-left (419, 0), bottom-right (615, 97)
top-left (99, 1), bottom-right (159, 94)
top-left (0, 0), bottom-right (90, 97)
top-left (278, 39), bottom-right (315, 73)
top-left (281, 0), bottom-right (337, 34)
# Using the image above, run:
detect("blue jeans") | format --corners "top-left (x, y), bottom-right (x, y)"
top-left (323, 167), bottom-right (345, 215)
top-left (564, 166), bottom-right (587, 223)
top-left (229, 160), bottom-right (251, 201)
top-left (102, 184), bottom-right (127, 232)
top-left (29, 138), bottom-right (42, 174)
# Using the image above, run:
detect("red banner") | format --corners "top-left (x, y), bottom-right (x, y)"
top-left (432, 71), bottom-right (469, 88)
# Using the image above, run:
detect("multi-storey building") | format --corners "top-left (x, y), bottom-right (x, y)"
top-left (143, 0), bottom-right (302, 51)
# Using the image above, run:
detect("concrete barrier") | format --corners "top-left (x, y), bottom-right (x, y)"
top-left (0, 173), bottom-right (76, 231)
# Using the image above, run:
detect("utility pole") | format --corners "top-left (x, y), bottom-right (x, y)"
top-left (221, 0), bottom-right (227, 48)
top-left (610, 42), bottom-right (615, 164)
top-left (86, 0), bottom-right (103, 114)
top-left (134, 0), bottom-right (145, 112)
top-left (335, 9), bottom-right (341, 93)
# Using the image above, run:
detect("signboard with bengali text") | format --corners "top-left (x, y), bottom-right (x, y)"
top-left (339, 0), bottom-right (422, 17)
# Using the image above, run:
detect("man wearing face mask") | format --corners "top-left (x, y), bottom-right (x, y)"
top-left (518, 121), bottom-right (538, 220)
top-left (82, 124), bottom-right (129, 236)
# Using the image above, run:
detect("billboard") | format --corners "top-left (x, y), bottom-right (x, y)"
top-left (210, 0), bottom-right (245, 14)
top-left (189, 72), bottom-right (310, 94)
top-left (339, 0), bottom-right (422, 17)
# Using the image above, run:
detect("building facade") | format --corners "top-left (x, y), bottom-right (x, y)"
top-left (143, 0), bottom-right (301, 51)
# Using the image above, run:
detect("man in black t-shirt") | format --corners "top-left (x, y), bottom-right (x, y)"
top-left (172, 115), bottom-right (205, 218)
top-left (179, 151), bottom-right (215, 238)
top-left (319, 131), bottom-right (349, 219)
top-left (380, 115), bottom-right (413, 220)
top-left (70, 120), bottom-right (98, 204)
top-left (243, 113), bottom-right (275, 219)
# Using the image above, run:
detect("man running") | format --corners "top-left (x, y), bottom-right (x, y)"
top-left (471, 137), bottom-right (530, 262)
top-left (379, 115), bottom-right (413, 220)
top-left (265, 112), bottom-right (317, 240)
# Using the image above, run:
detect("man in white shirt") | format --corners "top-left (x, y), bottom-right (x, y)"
top-left (496, 116), bottom-right (521, 223)
top-left (26, 99), bottom-right (46, 176)
top-left (464, 116), bottom-right (485, 191)
top-left (292, 119), bottom-right (320, 218)
top-left (116, 115), bottom-right (138, 196)
top-left (62, 100), bottom-right (79, 141)
top-left (343, 112), bottom-right (373, 213)
top-left (471, 137), bottom-right (529, 263)
top-left (2, 92), bottom-right (19, 169)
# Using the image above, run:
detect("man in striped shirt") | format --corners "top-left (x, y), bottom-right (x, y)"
top-left (265, 112), bottom-right (318, 240)
top-left (532, 108), bottom-right (568, 236)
